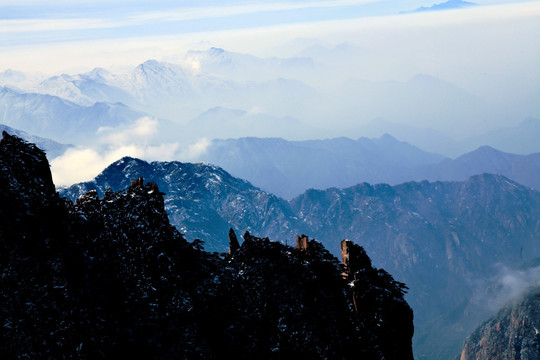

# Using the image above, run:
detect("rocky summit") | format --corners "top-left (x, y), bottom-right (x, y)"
top-left (0, 132), bottom-right (414, 359)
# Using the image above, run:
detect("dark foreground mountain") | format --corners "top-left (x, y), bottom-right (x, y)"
top-left (0, 131), bottom-right (414, 359)
top-left (459, 285), bottom-right (540, 360)
top-left (62, 157), bottom-right (540, 360)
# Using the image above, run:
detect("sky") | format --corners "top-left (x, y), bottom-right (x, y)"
top-left (1, 0), bottom-right (540, 185)
top-left (1, 0), bottom-right (539, 74)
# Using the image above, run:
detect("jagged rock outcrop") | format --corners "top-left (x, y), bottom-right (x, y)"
top-left (341, 239), bottom-right (415, 360)
top-left (228, 227), bottom-right (240, 254)
top-left (0, 133), bottom-right (415, 359)
top-left (459, 286), bottom-right (540, 360)
top-left (295, 234), bottom-right (309, 250)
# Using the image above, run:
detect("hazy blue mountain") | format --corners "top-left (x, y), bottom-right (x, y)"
top-left (352, 119), bottom-right (463, 157)
top-left (192, 134), bottom-right (446, 199)
top-left (183, 47), bottom-right (317, 82)
top-left (7, 60), bottom-right (521, 149)
top-left (326, 74), bottom-right (500, 139)
top-left (35, 68), bottom-right (137, 107)
top-left (32, 59), bottom-right (322, 123)
top-left (185, 106), bottom-right (326, 141)
top-left (0, 123), bottom-right (71, 158)
top-left (463, 117), bottom-right (540, 155)
top-left (351, 117), bottom-right (540, 158)
top-left (193, 134), bottom-right (540, 200)
top-left (0, 69), bottom-right (45, 91)
top-left (416, 146), bottom-right (540, 192)
top-left (408, 0), bottom-right (476, 13)
top-left (0, 86), bottom-right (144, 144)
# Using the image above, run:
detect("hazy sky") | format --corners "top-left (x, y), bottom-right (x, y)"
top-left (2, 0), bottom-right (539, 74)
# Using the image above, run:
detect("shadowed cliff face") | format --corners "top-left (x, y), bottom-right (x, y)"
top-left (460, 286), bottom-right (540, 360)
top-left (0, 132), bottom-right (414, 359)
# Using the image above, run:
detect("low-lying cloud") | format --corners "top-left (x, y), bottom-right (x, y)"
top-left (51, 117), bottom-right (179, 186)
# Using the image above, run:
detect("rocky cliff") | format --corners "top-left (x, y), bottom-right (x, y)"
top-left (0, 132), bottom-right (414, 358)
top-left (460, 285), bottom-right (540, 360)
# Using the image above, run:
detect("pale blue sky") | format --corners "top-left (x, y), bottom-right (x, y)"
top-left (0, 0), bottom-right (539, 78)
top-left (1, 0), bottom-right (530, 47)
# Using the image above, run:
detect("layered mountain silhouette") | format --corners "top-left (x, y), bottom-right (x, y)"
top-left (192, 135), bottom-right (540, 199)
top-left (0, 131), bottom-right (414, 358)
top-left (2, 53), bottom-right (531, 149)
top-left (193, 134), bottom-right (446, 199)
top-left (417, 145), bottom-right (540, 191)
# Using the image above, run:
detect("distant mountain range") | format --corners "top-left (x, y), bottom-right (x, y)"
top-left (357, 117), bottom-right (540, 157)
top-left (1, 49), bottom-right (535, 150)
top-left (193, 134), bottom-right (446, 199)
top-left (184, 106), bottom-right (325, 141)
top-left (60, 155), bottom-right (540, 360)
top-left (184, 47), bottom-right (318, 83)
top-left (416, 145), bottom-right (540, 191)
top-left (193, 135), bottom-right (540, 199)
top-left (407, 0), bottom-right (477, 13)
top-left (0, 86), bottom-right (144, 144)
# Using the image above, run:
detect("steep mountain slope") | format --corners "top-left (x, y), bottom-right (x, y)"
top-left (195, 134), bottom-right (446, 199)
top-left (460, 285), bottom-right (540, 360)
top-left (0, 131), bottom-right (414, 358)
top-left (61, 157), bottom-right (303, 252)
